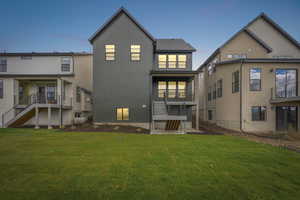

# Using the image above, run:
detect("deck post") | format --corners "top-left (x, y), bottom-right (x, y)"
top-left (48, 106), bottom-right (52, 129)
top-left (34, 106), bottom-right (39, 129)
top-left (59, 96), bottom-right (63, 128)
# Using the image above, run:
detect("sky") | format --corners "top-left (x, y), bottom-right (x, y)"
top-left (0, 0), bottom-right (300, 69)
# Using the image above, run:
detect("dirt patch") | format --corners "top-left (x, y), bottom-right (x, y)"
top-left (197, 121), bottom-right (300, 153)
top-left (63, 123), bottom-right (149, 134)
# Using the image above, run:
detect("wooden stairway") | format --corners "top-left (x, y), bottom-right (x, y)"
top-left (165, 120), bottom-right (181, 130)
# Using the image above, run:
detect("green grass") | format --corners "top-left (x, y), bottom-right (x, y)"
top-left (0, 129), bottom-right (300, 200)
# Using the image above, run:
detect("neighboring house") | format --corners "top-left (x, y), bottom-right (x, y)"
top-left (89, 7), bottom-right (199, 132)
top-left (197, 13), bottom-right (300, 133)
top-left (0, 52), bottom-right (93, 128)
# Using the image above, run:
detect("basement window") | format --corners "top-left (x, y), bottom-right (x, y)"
top-left (116, 108), bottom-right (129, 120)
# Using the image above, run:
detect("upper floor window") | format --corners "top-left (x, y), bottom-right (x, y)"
top-left (227, 54), bottom-right (247, 59)
top-left (213, 83), bottom-right (216, 99)
top-left (130, 45), bottom-right (141, 61)
top-left (105, 44), bottom-right (115, 61)
top-left (21, 56), bottom-right (32, 60)
top-left (158, 54), bottom-right (187, 69)
top-left (276, 69), bottom-right (297, 98)
top-left (168, 55), bottom-right (177, 68)
top-left (250, 68), bottom-right (261, 91)
top-left (208, 86), bottom-right (211, 101)
top-left (0, 80), bottom-right (3, 98)
top-left (178, 55), bottom-right (187, 68)
top-left (158, 81), bottom-right (167, 98)
top-left (76, 87), bottom-right (81, 103)
top-left (158, 55), bottom-right (167, 68)
top-left (251, 106), bottom-right (266, 121)
top-left (158, 81), bottom-right (186, 99)
top-left (116, 107), bottom-right (129, 120)
top-left (217, 79), bottom-right (222, 98)
top-left (61, 57), bottom-right (71, 72)
top-left (232, 70), bottom-right (239, 93)
top-left (0, 58), bottom-right (7, 72)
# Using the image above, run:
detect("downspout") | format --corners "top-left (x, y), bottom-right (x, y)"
top-left (239, 59), bottom-right (244, 132)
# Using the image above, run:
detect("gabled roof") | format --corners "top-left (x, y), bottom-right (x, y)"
top-left (89, 7), bottom-right (155, 43)
top-left (155, 39), bottom-right (196, 52)
top-left (197, 12), bottom-right (300, 71)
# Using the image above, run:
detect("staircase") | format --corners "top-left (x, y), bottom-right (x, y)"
top-left (1, 95), bottom-right (37, 128)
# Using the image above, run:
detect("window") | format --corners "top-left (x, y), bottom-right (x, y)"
top-left (74, 112), bottom-right (82, 118)
top-left (117, 108), bottom-right (129, 120)
top-left (208, 110), bottom-right (213, 120)
top-left (250, 68), bottom-right (261, 91)
top-left (251, 106), bottom-right (266, 121)
top-left (105, 44), bottom-right (115, 61)
top-left (276, 69), bottom-right (297, 98)
top-left (168, 81), bottom-right (176, 98)
top-left (178, 55), bottom-right (187, 68)
top-left (158, 55), bottom-right (167, 68)
top-left (76, 87), bottom-right (81, 103)
top-left (158, 81), bottom-right (187, 99)
top-left (47, 85), bottom-right (56, 101)
top-left (0, 80), bottom-right (3, 98)
top-left (208, 86), bottom-right (211, 101)
top-left (61, 57), bottom-right (71, 72)
top-left (217, 79), bottom-right (222, 98)
top-left (158, 81), bottom-right (167, 98)
top-left (0, 58), bottom-right (7, 72)
top-left (213, 83), bottom-right (216, 99)
top-left (131, 45), bottom-right (141, 61)
top-left (168, 55), bottom-right (177, 68)
top-left (21, 56), bottom-right (32, 60)
top-left (232, 70), bottom-right (239, 93)
top-left (227, 54), bottom-right (247, 59)
top-left (178, 81), bottom-right (186, 98)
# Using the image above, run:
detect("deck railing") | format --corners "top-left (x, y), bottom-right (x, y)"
top-left (156, 89), bottom-right (194, 101)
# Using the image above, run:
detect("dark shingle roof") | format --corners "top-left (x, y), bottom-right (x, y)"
top-left (155, 39), bottom-right (196, 52)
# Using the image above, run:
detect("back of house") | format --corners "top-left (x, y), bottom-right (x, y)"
top-left (198, 13), bottom-right (300, 134)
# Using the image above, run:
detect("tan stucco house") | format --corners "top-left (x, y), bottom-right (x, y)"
top-left (197, 13), bottom-right (300, 134)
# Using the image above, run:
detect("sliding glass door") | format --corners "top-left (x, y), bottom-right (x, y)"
top-left (276, 106), bottom-right (297, 132)
top-left (275, 69), bottom-right (297, 98)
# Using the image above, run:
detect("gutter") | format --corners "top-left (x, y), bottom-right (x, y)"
top-left (239, 59), bottom-right (244, 132)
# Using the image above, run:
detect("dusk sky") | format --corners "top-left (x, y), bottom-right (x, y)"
top-left (1, 0), bottom-right (299, 69)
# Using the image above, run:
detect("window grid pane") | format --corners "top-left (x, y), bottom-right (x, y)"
top-left (131, 45), bottom-right (141, 61)
top-left (105, 45), bottom-right (115, 61)
top-left (168, 55), bottom-right (177, 68)
top-left (117, 108), bottom-right (129, 120)
top-left (178, 55), bottom-right (187, 68)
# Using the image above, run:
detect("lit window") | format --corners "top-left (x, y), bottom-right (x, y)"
top-left (178, 55), bottom-right (187, 68)
top-left (61, 57), bottom-right (71, 72)
top-left (250, 68), bottom-right (261, 91)
top-left (105, 44), bottom-right (115, 61)
top-left (0, 58), bottom-right (7, 72)
top-left (251, 106), bottom-right (266, 121)
top-left (178, 81), bottom-right (186, 98)
top-left (117, 108), bottom-right (129, 120)
top-left (158, 55), bottom-right (167, 68)
top-left (131, 45), bottom-right (141, 61)
top-left (168, 81), bottom-right (176, 98)
top-left (0, 80), bottom-right (3, 98)
top-left (168, 55), bottom-right (177, 68)
top-left (158, 81), bottom-right (167, 98)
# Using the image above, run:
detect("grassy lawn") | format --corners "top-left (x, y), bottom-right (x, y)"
top-left (0, 129), bottom-right (300, 200)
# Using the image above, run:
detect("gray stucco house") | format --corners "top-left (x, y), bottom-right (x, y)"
top-left (89, 7), bottom-right (199, 133)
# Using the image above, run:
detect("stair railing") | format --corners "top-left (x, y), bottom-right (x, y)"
top-left (1, 94), bottom-right (37, 128)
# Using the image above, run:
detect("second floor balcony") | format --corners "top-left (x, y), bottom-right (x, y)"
top-left (270, 84), bottom-right (300, 103)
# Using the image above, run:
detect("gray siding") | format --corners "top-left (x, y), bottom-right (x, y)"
top-left (93, 13), bottom-right (154, 123)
